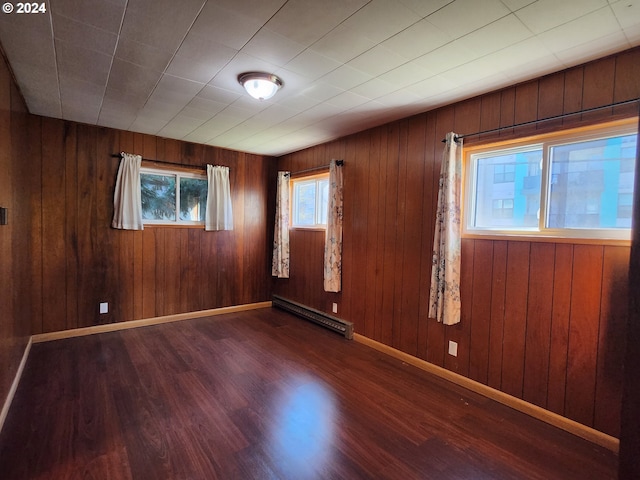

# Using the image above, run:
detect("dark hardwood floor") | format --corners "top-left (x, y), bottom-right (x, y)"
top-left (0, 308), bottom-right (617, 479)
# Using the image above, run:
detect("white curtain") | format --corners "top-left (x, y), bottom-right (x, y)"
top-left (112, 152), bottom-right (143, 230)
top-left (429, 132), bottom-right (462, 325)
top-left (324, 160), bottom-right (344, 292)
top-left (272, 171), bottom-right (290, 278)
top-left (205, 165), bottom-right (233, 231)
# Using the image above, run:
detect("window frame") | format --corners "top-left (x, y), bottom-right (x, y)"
top-left (140, 166), bottom-right (208, 227)
top-left (463, 118), bottom-right (638, 243)
top-left (290, 171), bottom-right (330, 230)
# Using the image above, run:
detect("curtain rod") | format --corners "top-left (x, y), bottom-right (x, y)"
top-left (285, 159), bottom-right (344, 176)
top-left (111, 153), bottom-right (207, 171)
top-left (441, 98), bottom-right (640, 143)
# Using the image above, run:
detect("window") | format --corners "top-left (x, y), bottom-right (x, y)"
top-left (140, 167), bottom-right (208, 225)
top-left (291, 173), bottom-right (329, 228)
top-left (465, 119), bottom-right (637, 241)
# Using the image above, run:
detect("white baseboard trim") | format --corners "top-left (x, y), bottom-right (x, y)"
top-left (354, 333), bottom-right (619, 454)
top-left (32, 301), bottom-right (273, 343)
top-left (0, 336), bottom-right (32, 436)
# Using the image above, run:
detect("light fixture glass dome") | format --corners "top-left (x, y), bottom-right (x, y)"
top-left (238, 72), bottom-right (283, 100)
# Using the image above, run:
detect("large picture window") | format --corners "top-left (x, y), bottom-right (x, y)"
top-left (464, 119), bottom-right (637, 241)
top-left (291, 173), bottom-right (329, 228)
top-left (140, 167), bottom-right (208, 225)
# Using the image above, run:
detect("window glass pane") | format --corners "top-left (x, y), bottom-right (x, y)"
top-left (472, 148), bottom-right (542, 229)
top-left (318, 179), bottom-right (329, 224)
top-left (547, 134), bottom-right (637, 229)
top-left (294, 180), bottom-right (317, 225)
top-left (141, 173), bottom-right (176, 220)
top-left (179, 177), bottom-right (208, 221)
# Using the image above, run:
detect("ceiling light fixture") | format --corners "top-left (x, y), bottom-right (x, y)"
top-left (238, 72), bottom-right (283, 100)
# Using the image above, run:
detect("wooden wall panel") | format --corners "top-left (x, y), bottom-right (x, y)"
top-left (0, 53), bottom-right (32, 413)
top-left (12, 120), bottom-right (274, 334)
top-left (273, 47), bottom-right (638, 437)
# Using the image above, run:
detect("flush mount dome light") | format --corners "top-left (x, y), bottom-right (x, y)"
top-left (238, 72), bottom-right (283, 100)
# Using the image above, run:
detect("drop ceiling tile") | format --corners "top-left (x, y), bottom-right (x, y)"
top-left (52, 13), bottom-right (118, 56)
top-left (0, 21), bottom-right (57, 71)
top-left (455, 14), bottom-right (533, 57)
top-left (500, 0), bottom-right (537, 11)
top-left (182, 97), bottom-right (228, 120)
top-left (381, 19), bottom-right (452, 60)
top-left (128, 115), bottom-right (168, 134)
top-left (412, 39), bottom-right (480, 75)
top-left (310, 24), bottom-right (378, 63)
top-left (150, 75), bottom-right (204, 106)
top-left (114, 36), bottom-right (174, 71)
top-left (553, 31), bottom-right (630, 66)
top-left (426, 0), bottom-right (511, 39)
top-left (9, 62), bottom-right (61, 116)
top-left (325, 90), bottom-right (374, 110)
top-left (297, 81), bottom-right (344, 102)
top-left (187, 2), bottom-right (264, 50)
top-left (350, 77), bottom-right (397, 99)
top-left (378, 62), bottom-right (435, 90)
top-left (406, 74), bottom-right (459, 98)
top-left (284, 50), bottom-right (342, 80)
top-left (198, 85), bottom-right (242, 104)
top-left (538, 7), bottom-right (622, 53)
top-left (59, 75), bottom-right (105, 105)
top-left (53, 0), bottom-right (125, 33)
top-left (204, 0), bottom-right (285, 23)
top-left (106, 58), bottom-right (162, 99)
top-left (120, 0), bottom-right (205, 51)
top-left (348, 45), bottom-right (408, 77)
top-left (165, 34), bottom-right (237, 83)
top-left (375, 88), bottom-right (424, 107)
top-left (265, 0), bottom-right (368, 45)
top-left (55, 38), bottom-right (112, 86)
top-left (242, 28), bottom-right (307, 67)
top-left (341, 0), bottom-right (422, 44)
top-left (158, 116), bottom-right (205, 138)
top-left (61, 104), bottom-right (100, 124)
top-left (611, 0), bottom-right (640, 30)
top-left (398, 0), bottom-right (455, 17)
top-left (320, 65), bottom-right (372, 90)
top-left (515, 0), bottom-right (608, 34)
top-left (480, 37), bottom-right (559, 78)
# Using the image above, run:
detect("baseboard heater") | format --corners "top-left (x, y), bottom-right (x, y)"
top-left (272, 295), bottom-right (354, 340)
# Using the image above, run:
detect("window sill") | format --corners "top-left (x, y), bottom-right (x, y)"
top-left (462, 231), bottom-right (631, 246)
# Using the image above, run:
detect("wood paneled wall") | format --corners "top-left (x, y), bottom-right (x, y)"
top-left (38, 120), bottom-right (274, 333)
top-left (15, 117), bottom-right (274, 335)
top-left (273, 47), bottom-right (640, 438)
top-left (0, 52), bottom-right (31, 411)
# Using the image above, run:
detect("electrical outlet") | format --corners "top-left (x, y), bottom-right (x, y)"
top-left (332, 303), bottom-right (338, 314)
top-left (99, 302), bottom-right (108, 314)
top-left (448, 340), bottom-right (458, 357)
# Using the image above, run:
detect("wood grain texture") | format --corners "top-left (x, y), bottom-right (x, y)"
top-left (13, 122), bottom-right (275, 333)
top-left (0, 309), bottom-right (618, 479)
top-left (273, 47), bottom-right (638, 438)
top-left (0, 52), bottom-right (32, 429)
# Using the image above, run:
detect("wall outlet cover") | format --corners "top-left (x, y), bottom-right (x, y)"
top-left (332, 303), bottom-right (338, 314)
top-left (448, 340), bottom-right (458, 357)
top-left (99, 302), bottom-right (108, 314)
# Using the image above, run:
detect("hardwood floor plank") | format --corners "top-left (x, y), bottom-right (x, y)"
top-left (0, 309), bottom-right (617, 479)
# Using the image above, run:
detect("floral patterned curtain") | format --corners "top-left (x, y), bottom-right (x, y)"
top-left (272, 171), bottom-right (290, 278)
top-left (429, 132), bottom-right (462, 325)
top-left (112, 152), bottom-right (144, 230)
top-left (324, 160), bottom-right (344, 292)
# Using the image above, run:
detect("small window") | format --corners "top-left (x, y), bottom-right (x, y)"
top-left (141, 167), bottom-right (207, 225)
top-left (465, 119), bottom-right (637, 241)
top-left (291, 173), bottom-right (329, 228)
